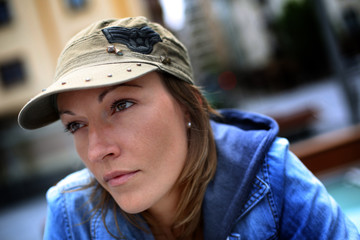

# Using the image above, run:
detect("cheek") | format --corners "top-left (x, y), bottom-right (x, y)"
top-left (137, 100), bottom-right (188, 169)
top-left (73, 134), bottom-right (90, 165)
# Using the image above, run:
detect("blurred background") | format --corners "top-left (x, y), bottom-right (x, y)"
top-left (0, 0), bottom-right (360, 239)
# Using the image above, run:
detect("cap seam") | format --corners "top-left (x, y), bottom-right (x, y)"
top-left (55, 50), bottom-right (191, 82)
top-left (61, 31), bottom-right (104, 53)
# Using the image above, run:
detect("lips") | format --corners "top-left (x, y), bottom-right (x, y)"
top-left (103, 170), bottom-right (139, 187)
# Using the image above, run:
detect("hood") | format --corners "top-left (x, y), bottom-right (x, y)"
top-left (203, 109), bottom-right (279, 240)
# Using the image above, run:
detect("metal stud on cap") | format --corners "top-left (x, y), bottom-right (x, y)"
top-left (107, 74), bottom-right (112, 77)
top-left (127, 68), bottom-right (132, 72)
top-left (85, 77), bottom-right (91, 82)
top-left (160, 55), bottom-right (171, 65)
top-left (115, 49), bottom-right (123, 56)
top-left (61, 82), bottom-right (66, 85)
top-left (107, 45), bottom-right (116, 53)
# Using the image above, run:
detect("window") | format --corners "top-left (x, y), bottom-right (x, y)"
top-left (64, 0), bottom-right (87, 11)
top-left (0, 0), bottom-right (11, 26)
top-left (0, 59), bottom-right (26, 88)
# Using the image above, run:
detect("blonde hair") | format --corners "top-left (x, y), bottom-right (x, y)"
top-left (84, 72), bottom-right (218, 239)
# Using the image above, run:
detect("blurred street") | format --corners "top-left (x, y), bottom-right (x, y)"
top-left (240, 77), bottom-right (353, 137)
top-left (0, 195), bottom-right (47, 240)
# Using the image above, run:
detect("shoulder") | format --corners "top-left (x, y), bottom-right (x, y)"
top-left (46, 168), bottom-right (94, 199)
top-left (46, 168), bottom-right (96, 210)
top-left (263, 138), bottom-right (360, 239)
top-left (267, 137), bottom-right (290, 159)
top-left (44, 169), bottom-right (96, 240)
top-left (46, 168), bottom-right (96, 220)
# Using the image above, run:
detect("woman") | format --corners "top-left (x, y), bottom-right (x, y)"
top-left (18, 17), bottom-right (359, 240)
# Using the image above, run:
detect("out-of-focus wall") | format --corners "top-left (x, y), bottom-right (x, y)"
top-left (0, 0), bottom-right (149, 117)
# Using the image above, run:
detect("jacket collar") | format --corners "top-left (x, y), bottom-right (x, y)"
top-left (203, 110), bottom-right (278, 240)
top-left (90, 201), bottom-right (154, 240)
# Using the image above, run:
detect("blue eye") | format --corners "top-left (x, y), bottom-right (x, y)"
top-left (111, 100), bottom-right (135, 114)
top-left (65, 122), bottom-right (85, 134)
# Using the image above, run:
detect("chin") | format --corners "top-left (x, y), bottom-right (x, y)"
top-left (113, 195), bottom-right (153, 215)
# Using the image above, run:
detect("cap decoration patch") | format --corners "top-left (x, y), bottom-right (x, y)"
top-left (102, 26), bottom-right (162, 54)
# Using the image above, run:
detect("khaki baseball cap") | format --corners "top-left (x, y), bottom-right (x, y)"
top-left (18, 16), bottom-right (193, 129)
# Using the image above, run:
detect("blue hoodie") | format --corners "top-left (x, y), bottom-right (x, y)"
top-left (43, 110), bottom-right (360, 239)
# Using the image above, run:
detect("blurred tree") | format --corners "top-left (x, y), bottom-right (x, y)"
top-left (340, 7), bottom-right (360, 62)
top-left (273, 0), bottom-right (330, 81)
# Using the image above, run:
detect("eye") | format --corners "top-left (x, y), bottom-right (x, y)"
top-left (64, 122), bottom-right (85, 134)
top-left (110, 99), bottom-right (135, 114)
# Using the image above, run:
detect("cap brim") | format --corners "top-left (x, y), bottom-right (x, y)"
top-left (18, 62), bottom-right (158, 129)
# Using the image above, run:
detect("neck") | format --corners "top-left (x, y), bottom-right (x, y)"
top-left (146, 187), bottom-right (180, 238)
top-left (149, 192), bottom-right (179, 226)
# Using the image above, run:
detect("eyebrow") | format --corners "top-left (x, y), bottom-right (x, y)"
top-left (98, 83), bottom-right (142, 103)
top-left (58, 83), bottom-right (142, 116)
top-left (58, 110), bottom-right (75, 116)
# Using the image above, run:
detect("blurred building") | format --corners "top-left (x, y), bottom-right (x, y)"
top-left (0, 0), bottom-right (150, 206)
top-left (0, 0), bottom-right (149, 116)
top-left (175, 0), bottom-right (360, 86)
top-left (180, 0), bottom-right (273, 85)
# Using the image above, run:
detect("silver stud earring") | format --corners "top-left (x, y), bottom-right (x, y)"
top-left (187, 122), bottom-right (192, 128)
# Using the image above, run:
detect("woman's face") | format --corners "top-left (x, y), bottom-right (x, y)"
top-left (57, 72), bottom-right (189, 214)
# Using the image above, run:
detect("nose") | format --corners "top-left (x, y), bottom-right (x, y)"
top-left (87, 124), bottom-right (120, 162)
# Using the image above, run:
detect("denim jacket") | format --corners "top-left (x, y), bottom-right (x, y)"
top-left (43, 110), bottom-right (360, 239)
